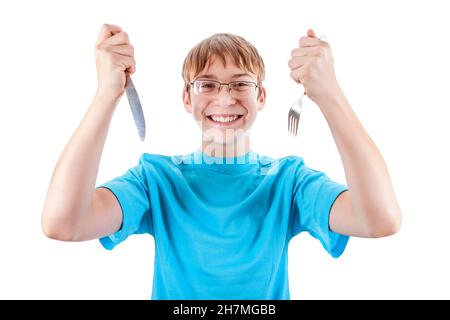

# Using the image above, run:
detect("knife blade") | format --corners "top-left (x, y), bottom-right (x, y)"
top-left (125, 74), bottom-right (146, 141)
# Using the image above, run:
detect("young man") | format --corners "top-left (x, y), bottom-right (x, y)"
top-left (42, 24), bottom-right (402, 299)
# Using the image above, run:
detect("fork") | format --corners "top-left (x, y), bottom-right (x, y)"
top-left (288, 34), bottom-right (326, 136)
top-left (288, 91), bottom-right (306, 136)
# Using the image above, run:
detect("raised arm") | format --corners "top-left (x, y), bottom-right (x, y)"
top-left (288, 29), bottom-right (402, 237)
top-left (41, 24), bottom-right (136, 241)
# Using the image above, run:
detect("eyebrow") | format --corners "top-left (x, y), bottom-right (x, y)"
top-left (196, 73), bottom-right (253, 80)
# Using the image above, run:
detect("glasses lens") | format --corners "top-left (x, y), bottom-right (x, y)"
top-left (194, 81), bottom-right (217, 95)
top-left (230, 81), bottom-right (256, 98)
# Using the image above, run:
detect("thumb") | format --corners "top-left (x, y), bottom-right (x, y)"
top-left (96, 23), bottom-right (122, 44)
top-left (307, 29), bottom-right (319, 38)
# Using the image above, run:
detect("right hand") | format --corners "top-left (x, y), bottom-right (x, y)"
top-left (94, 24), bottom-right (136, 100)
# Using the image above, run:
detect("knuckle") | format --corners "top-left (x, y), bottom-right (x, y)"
top-left (102, 23), bottom-right (115, 33)
top-left (289, 70), bottom-right (296, 78)
top-left (127, 57), bottom-right (136, 67)
top-left (290, 48), bottom-right (298, 57)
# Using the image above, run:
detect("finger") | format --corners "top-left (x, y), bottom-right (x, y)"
top-left (291, 47), bottom-right (320, 57)
top-left (290, 65), bottom-right (307, 84)
top-left (288, 56), bottom-right (309, 70)
top-left (96, 24), bottom-right (122, 44)
top-left (111, 53), bottom-right (136, 74)
top-left (299, 35), bottom-right (322, 48)
top-left (128, 64), bottom-right (136, 74)
top-left (102, 31), bottom-right (130, 46)
top-left (307, 29), bottom-right (319, 38)
top-left (108, 44), bottom-right (134, 57)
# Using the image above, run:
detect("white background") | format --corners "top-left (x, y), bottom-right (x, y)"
top-left (0, 0), bottom-right (449, 299)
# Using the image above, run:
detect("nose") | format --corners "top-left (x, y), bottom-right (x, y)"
top-left (215, 85), bottom-right (236, 105)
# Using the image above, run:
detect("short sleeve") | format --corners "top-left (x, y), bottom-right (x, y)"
top-left (290, 159), bottom-right (349, 258)
top-left (96, 156), bottom-right (153, 250)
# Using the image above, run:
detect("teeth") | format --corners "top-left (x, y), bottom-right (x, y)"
top-left (210, 115), bottom-right (239, 123)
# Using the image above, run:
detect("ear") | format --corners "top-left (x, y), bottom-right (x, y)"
top-left (182, 88), bottom-right (193, 113)
top-left (256, 86), bottom-right (266, 111)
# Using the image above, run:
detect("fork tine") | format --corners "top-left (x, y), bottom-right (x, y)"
top-left (291, 116), bottom-right (295, 136)
top-left (293, 116), bottom-right (298, 136)
top-left (289, 114), bottom-right (295, 134)
top-left (288, 113), bottom-right (292, 133)
top-left (292, 117), bottom-right (295, 135)
top-left (288, 114), bottom-right (290, 133)
top-left (292, 116), bottom-right (296, 135)
top-left (291, 117), bottom-right (295, 136)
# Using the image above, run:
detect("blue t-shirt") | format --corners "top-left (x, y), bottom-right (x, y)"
top-left (97, 150), bottom-right (349, 299)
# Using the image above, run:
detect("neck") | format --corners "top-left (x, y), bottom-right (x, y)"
top-left (201, 135), bottom-right (251, 158)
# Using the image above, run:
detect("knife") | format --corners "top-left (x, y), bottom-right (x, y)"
top-left (125, 73), bottom-right (146, 141)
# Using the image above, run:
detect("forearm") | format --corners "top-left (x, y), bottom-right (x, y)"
top-left (42, 92), bottom-right (119, 239)
top-left (318, 88), bottom-right (402, 234)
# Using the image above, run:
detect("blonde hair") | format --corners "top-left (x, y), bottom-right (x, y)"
top-left (182, 33), bottom-right (265, 93)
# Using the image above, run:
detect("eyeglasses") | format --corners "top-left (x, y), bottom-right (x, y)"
top-left (190, 79), bottom-right (260, 99)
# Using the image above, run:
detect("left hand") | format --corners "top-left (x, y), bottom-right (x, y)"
top-left (288, 29), bottom-right (341, 105)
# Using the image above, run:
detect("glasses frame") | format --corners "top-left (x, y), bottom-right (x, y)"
top-left (189, 79), bottom-right (261, 98)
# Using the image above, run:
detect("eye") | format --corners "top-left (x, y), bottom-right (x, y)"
top-left (197, 81), bottom-right (217, 91)
top-left (231, 82), bottom-right (253, 91)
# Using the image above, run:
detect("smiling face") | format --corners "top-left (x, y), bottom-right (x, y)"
top-left (183, 55), bottom-right (266, 155)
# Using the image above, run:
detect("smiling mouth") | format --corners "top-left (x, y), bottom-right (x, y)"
top-left (206, 115), bottom-right (244, 126)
